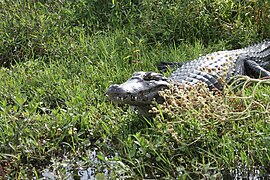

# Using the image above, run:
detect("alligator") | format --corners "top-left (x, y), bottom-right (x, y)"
top-left (106, 40), bottom-right (270, 115)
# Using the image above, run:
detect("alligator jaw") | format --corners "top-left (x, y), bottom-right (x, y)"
top-left (106, 84), bottom-right (168, 106)
top-left (106, 71), bottom-right (169, 106)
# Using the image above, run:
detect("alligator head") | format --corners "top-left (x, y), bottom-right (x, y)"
top-left (106, 72), bottom-right (170, 114)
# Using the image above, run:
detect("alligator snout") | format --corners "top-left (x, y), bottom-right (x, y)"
top-left (106, 84), bottom-right (126, 95)
top-left (106, 71), bottom-right (170, 106)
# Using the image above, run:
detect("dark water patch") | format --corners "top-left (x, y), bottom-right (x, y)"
top-left (41, 149), bottom-right (270, 179)
top-left (42, 149), bottom-right (132, 179)
top-left (222, 166), bottom-right (270, 180)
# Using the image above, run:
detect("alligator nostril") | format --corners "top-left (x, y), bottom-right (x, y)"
top-left (107, 84), bottom-right (126, 95)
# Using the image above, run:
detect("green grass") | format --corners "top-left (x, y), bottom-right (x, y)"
top-left (0, 0), bottom-right (270, 179)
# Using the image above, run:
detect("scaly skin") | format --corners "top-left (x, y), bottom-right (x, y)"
top-left (106, 40), bottom-right (270, 113)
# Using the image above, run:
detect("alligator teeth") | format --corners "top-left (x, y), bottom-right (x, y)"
top-left (130, 96), bottom-right (138, 101)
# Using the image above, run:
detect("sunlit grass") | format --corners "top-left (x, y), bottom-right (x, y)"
top-left (0, 0), bottom-right (269, 179)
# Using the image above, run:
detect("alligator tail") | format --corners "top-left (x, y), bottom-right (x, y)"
top-left (247, 40), bottom-right (270, 67)
top-left (246, 39), bottom-right (270, 54)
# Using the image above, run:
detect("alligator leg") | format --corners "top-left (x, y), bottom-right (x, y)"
top-left (245, 60), bottom-right (270, 77)
top-left (157, 62), bottom-right (185, 72)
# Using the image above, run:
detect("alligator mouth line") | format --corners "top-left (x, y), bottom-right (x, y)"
top-left (106, 85), bottom-right (168, 106)
top-left (106, 92), bottom-right (154, 105)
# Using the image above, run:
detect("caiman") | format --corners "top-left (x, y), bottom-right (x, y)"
top-left (106, 40), bottom-right (270, 114)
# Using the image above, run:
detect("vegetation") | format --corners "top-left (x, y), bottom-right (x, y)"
top-left (0, 0), bottom-right (269, 179)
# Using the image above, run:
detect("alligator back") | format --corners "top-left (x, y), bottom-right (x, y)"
top-left (168, 40), bottom-right (270, 90)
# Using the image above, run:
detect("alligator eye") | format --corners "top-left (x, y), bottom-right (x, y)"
top-left (144, 72), bottom-right (163, 81)
top-left (143, 72), bottom-right (153, 80)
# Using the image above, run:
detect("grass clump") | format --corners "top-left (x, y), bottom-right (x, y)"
top-left (1, 0), bottom-right (269, 67)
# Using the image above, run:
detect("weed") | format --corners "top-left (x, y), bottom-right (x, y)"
top-left (0, 0), bottom-right (269, 179)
